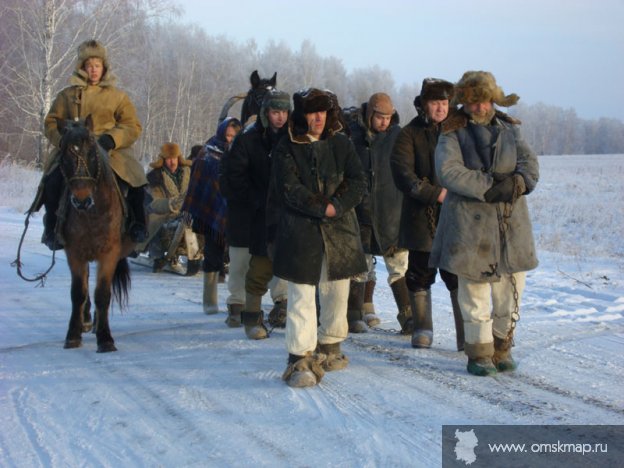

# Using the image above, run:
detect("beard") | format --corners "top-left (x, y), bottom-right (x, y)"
top-left (468, 107), bottom-right (495, 125)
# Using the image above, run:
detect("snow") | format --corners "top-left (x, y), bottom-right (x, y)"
top-left (1, 155), bottom-right (623, 467)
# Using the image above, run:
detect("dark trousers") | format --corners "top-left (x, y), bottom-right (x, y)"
top-left (202, 235), bottom-right (225, 273)
top-left (406, 250), bottom-right (458, 292)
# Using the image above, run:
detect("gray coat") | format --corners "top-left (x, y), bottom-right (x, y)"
top-left (429, 110), bottom-right (539, 282)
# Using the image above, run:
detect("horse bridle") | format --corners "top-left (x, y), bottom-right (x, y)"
top-left (59, 136), bottom-right (102, 186)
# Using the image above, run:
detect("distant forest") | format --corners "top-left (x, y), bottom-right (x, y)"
top-left (1, 0), bottom-right (623, 166)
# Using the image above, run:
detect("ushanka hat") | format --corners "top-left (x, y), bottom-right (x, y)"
top-left (150, 142), bottom-right (192, 169)
top-left (77, 39), bottom-right (109, 70)
top-left (414, 78), bottom-right (454, 109)
top-left (453, 71), bottom-right (519, 107)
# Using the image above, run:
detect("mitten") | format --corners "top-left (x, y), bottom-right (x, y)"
top-left (97, 134), bottom-right (116, 151)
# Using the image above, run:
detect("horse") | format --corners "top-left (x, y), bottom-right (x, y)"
top-left (56, 115), bottom-right (135, 352)
top-left (240, 70), bottom-right (277, 125)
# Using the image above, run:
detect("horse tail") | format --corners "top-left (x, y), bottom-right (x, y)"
top-left (112, 258), bottom-right (131, 309)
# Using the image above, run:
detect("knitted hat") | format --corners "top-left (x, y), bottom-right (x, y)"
top-left (365, 92), bottom-right (394, 127)
top-left (414, 78), bottom-right (454, 109)
top-left (454, 71), bottom-right (519, 107)
top-left (77, 39), bottom-right (109, 70)
top-left (260, 90), bottom-right (291, 128)
top-left (150, 142), bottom-right (192, 168)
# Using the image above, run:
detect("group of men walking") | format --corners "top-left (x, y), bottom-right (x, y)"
top-left (36, 39), bottom-right (539, 389)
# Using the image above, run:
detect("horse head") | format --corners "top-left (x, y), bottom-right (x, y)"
top-left (57, 115), bottom-right (102, 211)
top-left (241, 70), bottom-right (277, 125)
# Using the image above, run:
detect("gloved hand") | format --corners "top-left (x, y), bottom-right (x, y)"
top-left (169, 194), bottom-right (185, 214)
top-left (492, 172), bottom-right (513, 183)
top-left (484, 174), bottom-right (526, 203)
top-left (97, 134), bottom-right (116, 152)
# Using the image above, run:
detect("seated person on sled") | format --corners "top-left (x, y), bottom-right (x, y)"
top-left (137, 142), bottom-right (194, 272)
top-left (34, 39), bottom-right (147, 250)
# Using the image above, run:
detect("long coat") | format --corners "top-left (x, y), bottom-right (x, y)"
top-left (390, 114), bottom-right (444, 252)
top-left (222, 120), bottom-right (285, 256)
top-left (139, 165), bottom-right (190, 250)
top-left (271, 130), bottom-right (368, 285)
top-left (350, 106), bottom-right (402, 255)
top-left (429, 110), bottom-right (539, 282)
top-left (44, 67), bottom-right (146, 188)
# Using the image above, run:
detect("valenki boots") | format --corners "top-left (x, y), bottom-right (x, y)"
top-left (282, 353), bottom-right (325, 388)
top-left (362, 279), bottom-right (380, 326)
top-left (391, 277), bottom-right (413, 334)
top-left (224, 303), bottom-right (243, 328)
top-left (203, 271), bottom-right (219, 314)
top-left (410, 289), bottom-right (433, 348)
top-left (465, 342), bottom-right (497, 376)
top-left (347, 281), bottom-right (367, 333)
top-left (317, 342), bottom-right (349, 371)
top-left (450, 289), bottom-right (465, 351)
top-left (241, 293), bottom-right (268, 340)
top-left (493, 336), bottom-right (516, 372)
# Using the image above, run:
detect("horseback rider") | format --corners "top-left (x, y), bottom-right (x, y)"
top-left (139, 142), bottom-right (193, 272)
top-left (35, 39), bottom-right (147, 250)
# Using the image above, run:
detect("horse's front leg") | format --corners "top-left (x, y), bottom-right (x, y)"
top-left (94, 256), bottom-right (118, 353)
top-left (64, 259), bottom-right (89, 349)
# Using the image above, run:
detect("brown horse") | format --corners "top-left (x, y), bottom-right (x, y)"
top-left (57, 115), bottom-right (135, 352)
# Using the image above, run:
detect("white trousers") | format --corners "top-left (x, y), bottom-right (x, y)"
top-left (285, 256), bottom-right (350, 356)
top-left (226, 246), bottom-right (287, 305)
top-left (355, 249), bottom-right (409, 285)
top-left (458, 272), bottom-right (526, 344)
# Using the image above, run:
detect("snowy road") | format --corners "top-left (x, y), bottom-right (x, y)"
top-left (1, 207), bottom-right (623, 467)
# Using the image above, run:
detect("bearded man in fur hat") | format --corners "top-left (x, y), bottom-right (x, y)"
top-left (390, 78), bottom-right (463, 351)
top-left (270, 88), bottom-right (367, 388)
top-left (34, 39), bottom-right (147, 250)
top-left (430, 71), bottom-right (539, 376)
top-left (139, 142), bottom-right (192, 272)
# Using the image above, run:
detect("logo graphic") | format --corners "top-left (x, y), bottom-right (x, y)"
top-left (454, 429), bottom-right (478, 465)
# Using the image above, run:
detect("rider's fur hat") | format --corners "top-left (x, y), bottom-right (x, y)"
top-left (150, 142), bottom-right (192, 169)
top-left (77, 39), bottom-right (109, 70)
top-left (453, 71), bottom-right (519, 107)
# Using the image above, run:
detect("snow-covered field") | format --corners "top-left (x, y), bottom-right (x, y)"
top-left (1, 155), bottom-right (623, 467)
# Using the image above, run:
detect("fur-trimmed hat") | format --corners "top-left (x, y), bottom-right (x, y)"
top-left (150, 142), bottom-right (192, 168)
top-left (260, 90), bottom-right (291, 128)
top-left (76, 39), bottom-right (109, 70)
top-left (290, 88), bottom-right (342, 141)
top-left (365, 92), bottom-right (395, 128)
top-left (453, 71), bottom-right (519, 107)
top-left (414, 78), bottom-right (454, 109)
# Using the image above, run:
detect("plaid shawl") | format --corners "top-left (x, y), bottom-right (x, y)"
top-left (182, 148), bottom-right (227, 247)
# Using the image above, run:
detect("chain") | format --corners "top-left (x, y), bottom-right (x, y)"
top-left (506, 273), bottom-right (520, 343)
top-left (425, 205), bottom-right (437, 239)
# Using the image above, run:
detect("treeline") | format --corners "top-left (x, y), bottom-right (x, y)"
top-left (1, 0), bottom-right (622, 167)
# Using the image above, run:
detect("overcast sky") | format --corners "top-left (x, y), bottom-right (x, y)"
top-left (178, 0), bottom-right (624, 121)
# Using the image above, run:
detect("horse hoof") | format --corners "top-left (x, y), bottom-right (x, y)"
top-left (64, 339), bottom-right (82, 349)
top-left (82, 322), bottom-right (93, 333)
top-left (97, 343), bottom-right (117, 353)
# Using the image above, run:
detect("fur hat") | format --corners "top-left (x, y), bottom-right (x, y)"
top-left (76, 39), bottom-right (109, 70)
top-left (365, 93), bottom-right (395, 128)
top-left (150, 142), bottom-right (192, 168)
top-left (414, 78), bottom-right (454, 109)
top-left (260, 90), bottom-right (291, 128)
top-left (453, 71), bottom-right (519, 107)
top-left (290, 88), bottom-right (342, 141)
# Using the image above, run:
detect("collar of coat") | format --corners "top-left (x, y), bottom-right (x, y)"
top-left (441, 108), bottom-right (521, 134)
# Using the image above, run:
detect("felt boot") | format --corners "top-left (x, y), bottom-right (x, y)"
top-left (391, 277), bottom-right (413, 334)
top-left (410, 289), bottom-right (433, 348)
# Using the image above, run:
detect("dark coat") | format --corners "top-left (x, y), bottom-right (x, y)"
top-left (271, 130), bottom-right (368, 285)
top-left (349, 105), bottom-right (402, 255)
top-left (221, 120), bottom-right (285, 255)
top-left (390, 114), bottom-right (445, 252)
top-left (430, 110), bottom-right (539, 282)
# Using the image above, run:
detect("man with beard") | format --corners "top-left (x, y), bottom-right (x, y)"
top-left (430, 71), bottom-right (539, 376)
